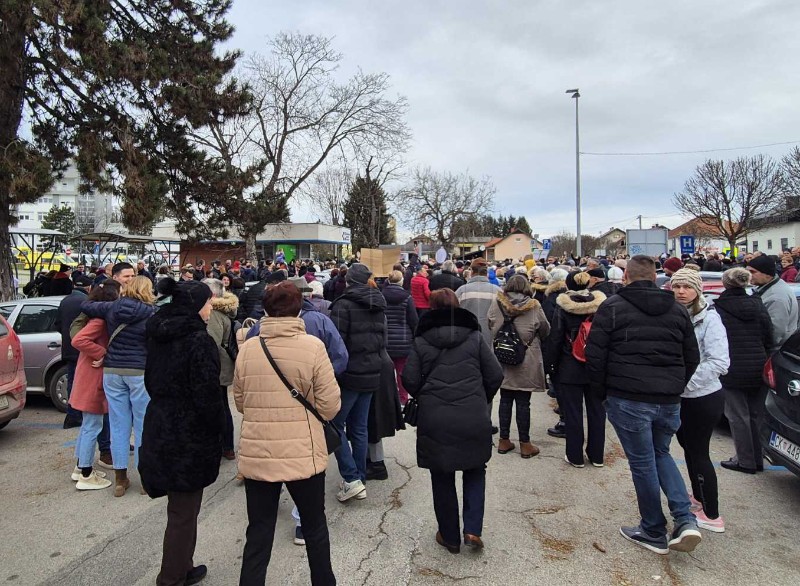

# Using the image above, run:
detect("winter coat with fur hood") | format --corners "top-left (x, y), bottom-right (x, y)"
top-left (543, 289), bottom-right (606, 386)
top-left (487, 291), bottom-right (551, 391)
top-left (233, 318), bottom-right (341, 482)
top-left (541, 281), bottom-right (568, 326)
top-left (139, 304), bottom-right (223, 497)
top-left (530, 282), bottom-right (548, 304)
top-left (402, 308), bottom-right (504, 472)
top-left (207, 292), bottom-right (239, 386)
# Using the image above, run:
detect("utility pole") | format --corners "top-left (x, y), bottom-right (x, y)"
top-left (566, 89), bottom-right (581, 258)
top-left (637, 215), bottom-right (642, 229)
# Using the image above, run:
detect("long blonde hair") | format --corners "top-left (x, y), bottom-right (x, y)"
top-left (122, 276), bottom-right (156, 305)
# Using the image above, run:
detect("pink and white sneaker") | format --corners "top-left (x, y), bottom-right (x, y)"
top-left (695, 510), bottom-right (725, 533)
top-left (689, 494), bottom-right (703, 514)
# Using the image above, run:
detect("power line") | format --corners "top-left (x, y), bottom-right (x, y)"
top-left (580, 140), bottom-right (800, 157)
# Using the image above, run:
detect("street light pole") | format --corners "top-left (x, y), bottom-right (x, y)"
top-left (566, 89), bottom-right (582, 258)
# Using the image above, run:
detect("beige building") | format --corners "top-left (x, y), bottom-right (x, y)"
top-left (485, 229), bottom-right (534, 262)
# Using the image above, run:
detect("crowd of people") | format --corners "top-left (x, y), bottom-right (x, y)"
top-left (46, 244), bottom-right (798, 585)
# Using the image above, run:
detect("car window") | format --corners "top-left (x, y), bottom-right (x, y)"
top-left (13, 305), bottom-right (59, 335)
top-left (0, 319), bottom-right (8, 337)
top-left (0, 305), bottom-right (13, 320)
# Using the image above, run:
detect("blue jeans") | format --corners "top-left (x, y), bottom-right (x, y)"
top-left (430, 467), bottom-right (486, 545)
top-left (606, 397), bottom-right (694, 537)
top-left (103, 373), bottom-right (150, 470)
top-left (74, 412), bottom-right (104, 468)
top-left (332, 390), bottom-right (373, 483)
top-left (67, 360), bottom-right (111, 452)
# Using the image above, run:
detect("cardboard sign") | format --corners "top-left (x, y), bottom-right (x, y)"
top-left (359, 248), bottom-right (401, 277)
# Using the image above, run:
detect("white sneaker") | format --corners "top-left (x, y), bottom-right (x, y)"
top-left (76, 470), bottom-right (113, 490)
top-left (71, 466), bottom-right (107, 482)
top-left (337, 479), bottom-right (366, 502)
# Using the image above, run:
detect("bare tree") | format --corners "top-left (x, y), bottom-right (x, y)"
top-left (396, 168), bottom-right (495, 249)
top-left (300, 161), bottom-right (353, 225)
top-left (782, 146), bottom-right (800, 201)
top-left (232, 33), bottom-right (410, 258)
top-left (673, 155), bottom-right (785, 259)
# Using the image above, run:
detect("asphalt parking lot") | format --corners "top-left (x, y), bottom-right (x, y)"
top-left (1, 392), bottom-right (798, 586)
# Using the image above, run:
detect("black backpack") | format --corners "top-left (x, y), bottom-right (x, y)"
top-left (223, 317), bottom-right (242, 361)
top-left (492, 301), bottom-right (528, 365)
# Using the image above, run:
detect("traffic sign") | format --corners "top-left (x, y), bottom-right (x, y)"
top-left (542, 239), bottom-right (552, 250)
top-left (680, 235), bottom-right (695, 255)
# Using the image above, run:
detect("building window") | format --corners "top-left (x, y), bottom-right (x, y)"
top-left (38, 196), bottom-right (52, 204)
top-left (767, 239), bottom-right (773, 250)
top-left (38, 212), bottom-right (46, 221)
top-left (781, 238), bottom-right (789, 251)
top-left (752, 241), bottom-right (758, 251)
top-left (18, 213), bottom-right (31, 221)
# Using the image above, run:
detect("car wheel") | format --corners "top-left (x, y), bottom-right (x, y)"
top-left (0, 421), bottom-right (9, 430)
top-left (47, 364), bottom-right (70, 413)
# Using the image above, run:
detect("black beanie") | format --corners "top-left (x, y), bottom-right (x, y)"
top-left (172, 281), bottom-right (212, 313)
top-left (748, 255), bottom-right (776, 277)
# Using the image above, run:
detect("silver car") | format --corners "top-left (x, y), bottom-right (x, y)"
top-left (0, 297), bottom-right (69, 412)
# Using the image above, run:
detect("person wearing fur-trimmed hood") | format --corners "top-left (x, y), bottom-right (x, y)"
top-left (487, 275), bottom-right (551, 459)
top-left (543, 271), bottom-right (607, 467)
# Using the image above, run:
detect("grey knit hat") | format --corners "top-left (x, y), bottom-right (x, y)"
top-left (345, 263), bottom-right (372, 285)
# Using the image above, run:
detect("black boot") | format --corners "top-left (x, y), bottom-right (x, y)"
top-left (547, 419), bottom-right (566, 439)
top-left (366, 460), bottom-right (388, 481)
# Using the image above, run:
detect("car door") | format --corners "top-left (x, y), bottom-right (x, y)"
top-left (0, 316), bottom-right (15, 388)
top-left (12, 303), bottom-right (61, 390)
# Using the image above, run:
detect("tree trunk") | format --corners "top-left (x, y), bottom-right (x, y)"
top-left (245, 232), bottom-right (258, 263)
top-left (0, 4), bottom-right (30, 301)
top-left (729, 237), bottom-right (738, 260)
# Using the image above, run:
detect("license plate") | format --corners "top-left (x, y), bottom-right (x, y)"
top-left (770, 431), bottom-right (800, 464)
top-left (0, 395), bottom-right (8, 410)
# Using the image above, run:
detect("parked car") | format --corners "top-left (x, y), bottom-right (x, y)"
top-left (0, 297), bottom-right (69, 412)
top-left (0, 314), bottom-right (26, 430)
top-left (763, 331), bottom-right (800, 479)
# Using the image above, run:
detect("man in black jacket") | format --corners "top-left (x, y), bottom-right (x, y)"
top-left (585, 255), bottom-right (702, 555)
top-left (329, 263), bottom-right (387, 503)
top-left (429, 260), bottom-right (466, 292)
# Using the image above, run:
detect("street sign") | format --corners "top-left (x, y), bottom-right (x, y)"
top-left (542, 239), bottom-right (552, 250)
top-left (680, 235), bottom-right (695, 255)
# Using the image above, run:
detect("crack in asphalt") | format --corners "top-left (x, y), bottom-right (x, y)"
top-left (357, 457), bottom-right (415, 586)
top-left (40, 523), bottom-right (142, 585)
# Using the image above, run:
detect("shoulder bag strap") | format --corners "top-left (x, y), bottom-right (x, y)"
top-left (108, 323), bottom-right (127, 346)
top-left (259, 337), bottom-right (327, 425)
top-left (420, 347), bottom-right (448, 389)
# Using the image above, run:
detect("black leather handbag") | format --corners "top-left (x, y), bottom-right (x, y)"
top-left (402, 348), bottom-right (447, 427)
top-left (260, 338), bottom-right (342, 454)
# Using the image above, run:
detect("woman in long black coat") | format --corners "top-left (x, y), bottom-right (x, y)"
top-left (402, 289), bottom-right (503, 554)
top-left (139, 281), bottom-right (224, 586)
top-left (714, 268), bottom-right (774, 473)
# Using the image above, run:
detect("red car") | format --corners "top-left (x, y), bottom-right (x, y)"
top-left (0, 314), bottom-right (26, 430)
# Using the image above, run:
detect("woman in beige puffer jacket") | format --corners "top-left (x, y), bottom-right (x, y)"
top-left (233, 281), bottom-right (340, 586)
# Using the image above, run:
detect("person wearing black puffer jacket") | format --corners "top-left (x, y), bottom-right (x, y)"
top-left (714, 268), bottom-right (773, 474)
top-left (402, 288), bottom-right (503, 553)
top-left (329, 263), bottom-right (388, 503)
top-left (381, 270), bottom-right (418, 405)
top-left (544, 271), bottom-right (607, 468)
top-left (585, 255), bottom-right (701, 555)
top-left (80, 276), bottom-right (156, 497)
top-left (140, 280), bottom-right (222, 586)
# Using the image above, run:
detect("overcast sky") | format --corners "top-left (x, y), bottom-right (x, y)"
top-left (226, 0), bottom-right (800, 239)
